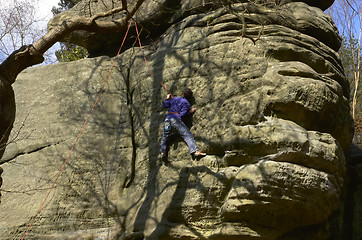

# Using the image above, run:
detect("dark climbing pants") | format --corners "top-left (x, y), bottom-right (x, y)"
top-left (160, 117), bottom-right (197, 155)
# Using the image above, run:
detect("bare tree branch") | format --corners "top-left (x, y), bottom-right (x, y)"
top-left (328, 0), bottom-right (361, 120)
top-left (0, 0), bottom-right (145, 85)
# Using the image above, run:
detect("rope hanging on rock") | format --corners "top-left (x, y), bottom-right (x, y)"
top-left (20, 19), bottom-right (171, 239)
top-left (134, 21), bottom-right (173, 97)
top-left (20, 20), bottom-right (133, 240)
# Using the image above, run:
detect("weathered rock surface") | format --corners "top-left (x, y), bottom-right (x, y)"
top-left (0, 0), bottom-right (356, 239)
top-left (48, 0), bottom-right (337, 56)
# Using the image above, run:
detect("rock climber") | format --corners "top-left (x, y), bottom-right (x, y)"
top-left (160, 88), bottom-right (206, 163)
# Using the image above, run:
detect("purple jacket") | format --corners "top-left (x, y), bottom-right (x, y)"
top-left (163, 97), bottom-right (191, 120)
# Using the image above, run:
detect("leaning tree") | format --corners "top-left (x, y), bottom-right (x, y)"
top-left (0, 0), bottom-right (145, 158)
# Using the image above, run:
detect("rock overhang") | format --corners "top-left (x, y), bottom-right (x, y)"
top-left (48, 0), bottom-right (337, 57)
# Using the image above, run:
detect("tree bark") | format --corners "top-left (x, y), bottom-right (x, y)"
top-left (0, 0), bottom-right (145, 85)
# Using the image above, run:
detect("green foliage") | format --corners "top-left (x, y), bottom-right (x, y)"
top-left (52, 0), bottom-right (87, 62)
top-left (52, 0), bottom-right (82, 15)
top-left (55, 44), bottom-right (89, 62)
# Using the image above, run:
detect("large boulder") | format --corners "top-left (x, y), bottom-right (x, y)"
top-left (48, 0), bottom-right (336, 56)
top-left (0, 0), bottom-right (355, 239)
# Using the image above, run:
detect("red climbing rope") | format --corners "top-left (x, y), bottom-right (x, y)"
top-left (20, 20), bottom-right (133, 240)
top-left (134, 21), bottom-right (173, 97)
top-left (20, 19), bottom-right (172, 239)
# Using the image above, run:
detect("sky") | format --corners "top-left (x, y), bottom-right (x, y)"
top-left (36, 0), bottom-right (61, 63)
top-left (1, 0), bottom-right (360, 63)
top-left (36, 0), bottom-right (60, 21)
top-left (0, 0), bottom-right (59, 20)
top-left (0, 0), bottom-right (61, 63)
top-left (327, 0), bottom-right (361, 39)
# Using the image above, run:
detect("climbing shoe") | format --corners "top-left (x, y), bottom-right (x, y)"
top-left (192, 151), bottom-right (206, 160)
top-left (160, 152), bottom-right (170, 165)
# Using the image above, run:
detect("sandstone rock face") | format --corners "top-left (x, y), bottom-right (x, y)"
top-left (48, 0), bottom-right (336, 56)
top-left (0, 0), bottom-right (354, 239)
